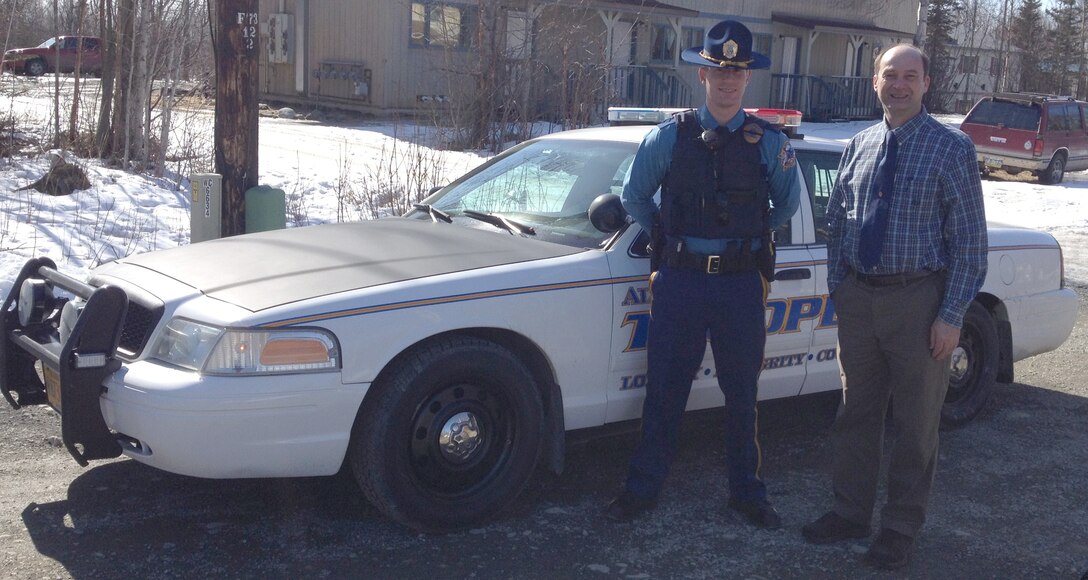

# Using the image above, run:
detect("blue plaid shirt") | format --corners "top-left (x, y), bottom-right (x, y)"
top-left (826, 109), bottom-right (987, 328)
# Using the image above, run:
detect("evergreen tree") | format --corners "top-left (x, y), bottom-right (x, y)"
top-left (924, 0), bottom-right (963, 111)
top-left (1010, 0), bottom-right (1047, 92)
top-left (1047, 0), bottom-right (1082, 94)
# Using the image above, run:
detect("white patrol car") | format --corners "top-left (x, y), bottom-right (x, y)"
top-left (0, 108), bottom-right (1078, 532)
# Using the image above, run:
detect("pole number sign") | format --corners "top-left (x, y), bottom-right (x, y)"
top-left (238, 12), bottom-right (258, 51)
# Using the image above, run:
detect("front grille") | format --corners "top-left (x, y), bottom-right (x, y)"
top-left (116, 299), bottom-right (163, 359)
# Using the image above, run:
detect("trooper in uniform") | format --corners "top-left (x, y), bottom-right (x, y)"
top-left (605, 20), bottom-right (800, 528)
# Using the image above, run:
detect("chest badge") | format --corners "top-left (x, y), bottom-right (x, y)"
top-left (742, 122), bottom-right (764, 144)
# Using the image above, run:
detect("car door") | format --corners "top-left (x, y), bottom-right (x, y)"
top-left (58, 37), bottom-right (79, 72)
top-left (1067, 103), bottom-right (1088, 170)
top-left (756, 193), bottom-right (819, 400)
top-left (795, 147), bottom-right (846, 396)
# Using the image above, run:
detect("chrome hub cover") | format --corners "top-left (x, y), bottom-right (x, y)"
top-left (950, 346), bottom-right (969, 382)
top-left (439, 411), bottom-right (482, 463)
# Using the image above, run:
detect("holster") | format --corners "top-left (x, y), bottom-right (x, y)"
top-left (649, 216), bottom-right (664, 273)
top-left (758, 234), bottom-right (776, 282)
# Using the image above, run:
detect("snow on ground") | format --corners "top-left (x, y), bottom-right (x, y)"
top-left (1, 86), bottom-right (1086, 303)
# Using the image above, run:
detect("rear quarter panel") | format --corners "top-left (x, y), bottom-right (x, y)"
top-left (981, 227), bottom-right (1078, 360)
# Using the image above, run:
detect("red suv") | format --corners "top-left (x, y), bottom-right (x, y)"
top-left (960, 93), bottom-right (1088, 184)
top-left (2, 36), bottom-right (102, 77)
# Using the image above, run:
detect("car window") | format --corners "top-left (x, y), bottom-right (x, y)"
top-left (61, 37), bottom-right (79, 49)
top-left (794, 148), bottom-right (841, 245)
top-left (965, 100), bottom-right (1040, 131)
top-left (1046, 105), bottom-right (1070, 131)
top-left (82, 38), bottom-right (99, 51)
top-left (425, 138), bottom-right (637, 248)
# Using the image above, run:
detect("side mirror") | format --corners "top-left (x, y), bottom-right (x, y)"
top-left (587, 194), bottom-right (628, 233)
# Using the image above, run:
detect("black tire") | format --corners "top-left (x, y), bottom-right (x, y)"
top-left (349, 336), bottom-right (544, 532)
top-left (941, 301), bottom-right (999, 429)
top-left (25, 59), bottom-right (47, 77)
top-left (1037, 153), bottom-right (1065, 185)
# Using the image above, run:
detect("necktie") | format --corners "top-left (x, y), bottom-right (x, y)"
top-left (858, 130), bottom-right (897, 270)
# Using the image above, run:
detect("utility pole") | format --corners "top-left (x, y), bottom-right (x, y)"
top-left (214, 0), bottom-right (259, 237)
top-left (53, 0), bottom-right (59, 149)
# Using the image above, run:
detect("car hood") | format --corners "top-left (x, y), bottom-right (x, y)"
top-left (98, 219), bottom-right (583, 311)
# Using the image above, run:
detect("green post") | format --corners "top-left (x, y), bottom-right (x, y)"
top-left (245, 185), bottom-right (286, 233)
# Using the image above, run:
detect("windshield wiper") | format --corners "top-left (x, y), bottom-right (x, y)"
top-left (413, 203), bottom-right (453, 223)
top-left (462, 210), bottom-right (536, 236)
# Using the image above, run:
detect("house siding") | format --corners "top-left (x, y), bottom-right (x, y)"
top-left (257, 0), bottom-right (921, 120)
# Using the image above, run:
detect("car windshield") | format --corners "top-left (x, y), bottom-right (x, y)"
top-left (36, 37), bottom-right (58, 49)
top-left (965, 100), bottom-right (1041, 131)
top-left (419, 138), bottom-right (636, 248)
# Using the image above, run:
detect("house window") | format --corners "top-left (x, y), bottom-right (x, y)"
top-left (959, 55), bottom-right (978, 74)
top-left (651, 23), bottom-right (676, 62)
top-left (410, 2), bottom-right (473, 48)
top-left (989, 56), bottom-right (1003, 77)
top-left (504, 10), bottom-right (531, 60)
top-left (682, 26), bottom-right (704, 53)
top-left (753, 33), bottom-right (772, 60)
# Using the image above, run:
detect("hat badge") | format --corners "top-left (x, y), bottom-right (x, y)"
top-left (723, 40), bottom-right (739, 60)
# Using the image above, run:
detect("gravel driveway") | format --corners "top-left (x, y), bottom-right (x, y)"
top-left (1, 287), bottom-right (1086, 579)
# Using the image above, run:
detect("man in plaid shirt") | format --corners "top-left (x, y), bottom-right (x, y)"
top-left (802, 44), bottom-right (987, 570)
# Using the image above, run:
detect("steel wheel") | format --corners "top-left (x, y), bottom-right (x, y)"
top-left (349, 336), bottom-right (543, 531)
top-left (409, 381), bottom-right (512, 497)
top-left (941, 301), bottom-right (999, 429)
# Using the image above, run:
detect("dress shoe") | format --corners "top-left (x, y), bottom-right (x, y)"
top-left (802, 511), bottom-right (871, 544)
top-left (604, 492), bottom-right (656, 522)
top-left (866, 528), bottom-right (914, 570)
top-left (727, 498), bottom-right (782, 529)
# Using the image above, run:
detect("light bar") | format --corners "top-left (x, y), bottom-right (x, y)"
top-left (607, 107), bottom-right (689, 124)
top-left (746, 108), bottom-right (803, 128)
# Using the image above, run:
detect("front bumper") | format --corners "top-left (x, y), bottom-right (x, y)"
top-left (101, 362), bottom-right (366, 478)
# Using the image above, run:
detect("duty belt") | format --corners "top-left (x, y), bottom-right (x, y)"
top-left (663, 244), bottom-right (759, 275)
top-left (851, 269), bottom-right (938, 287)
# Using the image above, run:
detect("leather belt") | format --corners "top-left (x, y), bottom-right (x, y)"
top-left (852, 269), bottom-right (936, 287)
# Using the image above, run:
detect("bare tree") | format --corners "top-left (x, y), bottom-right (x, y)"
top-left (1047, 0), bottom-right (1082, 95)
top-left (68, 0), bottom-right (88, 143)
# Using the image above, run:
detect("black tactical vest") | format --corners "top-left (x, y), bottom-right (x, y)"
top-left (660, 110), bottom-right (772, 240)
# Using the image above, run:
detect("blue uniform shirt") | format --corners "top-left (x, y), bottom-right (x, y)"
top-left (621, 106), bottom-right (801, 254)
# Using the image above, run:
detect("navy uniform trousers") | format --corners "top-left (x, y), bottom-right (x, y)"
top-left (625, 264), bottom-right (769, 503)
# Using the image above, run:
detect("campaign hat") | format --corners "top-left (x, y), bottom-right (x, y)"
top-left (681, 20), bottom-right (771, 70)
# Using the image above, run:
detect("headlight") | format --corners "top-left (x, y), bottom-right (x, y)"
top-left (151, 318), bottom-right (223, 371)
top-left (152, 318), bottom-right (340, 375)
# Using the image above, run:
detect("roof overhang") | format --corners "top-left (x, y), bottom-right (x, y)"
top-left (552, 0), bottom-right (699, 19)
top-left (771, 12), bottom-right (914, 38)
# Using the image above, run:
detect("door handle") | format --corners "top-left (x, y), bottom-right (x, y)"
top-left (775, 268), bottom-right (812, 280)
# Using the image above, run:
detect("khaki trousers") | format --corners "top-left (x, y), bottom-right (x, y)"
top-left (830, 271), bottom-right (951, 538)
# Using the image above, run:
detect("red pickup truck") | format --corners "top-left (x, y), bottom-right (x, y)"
top-left (2, 36), bottom-right (102, 77)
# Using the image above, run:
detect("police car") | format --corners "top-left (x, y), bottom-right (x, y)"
top-left (0, 108), bottom-right (1077, 532)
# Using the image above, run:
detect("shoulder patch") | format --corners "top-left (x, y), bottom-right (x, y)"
top-left (742, 122), bottom-right (764, 144)
top-left (778, 140), bottom-right (796, 170)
